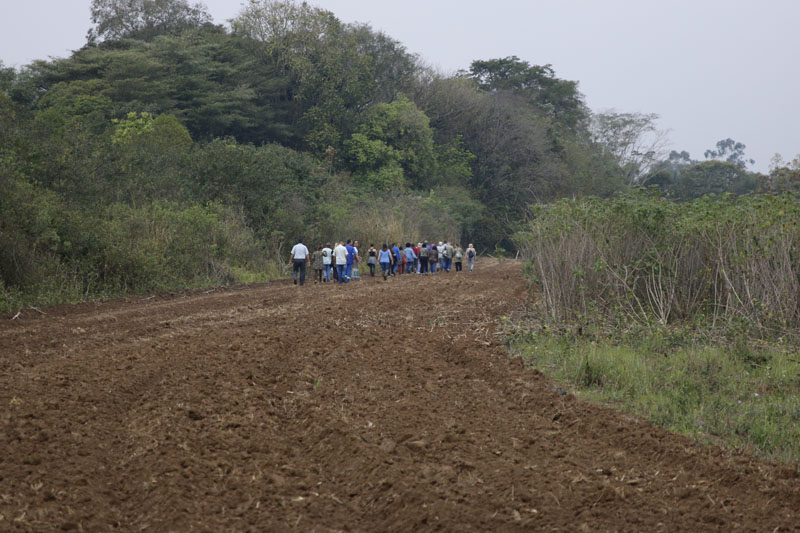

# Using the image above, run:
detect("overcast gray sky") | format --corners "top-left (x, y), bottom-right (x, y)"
top-left (1, 0), bottom-right (798, 172)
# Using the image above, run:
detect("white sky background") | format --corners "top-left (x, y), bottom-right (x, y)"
top-left (1, 0), bottom-right (798, 172)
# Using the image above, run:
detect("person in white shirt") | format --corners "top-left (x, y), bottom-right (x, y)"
top-left (321, 242), bottom-right (333, 282)
top-left (333, 241), bottom-right (349, 285)
top-left (289, 239), bottom-right (310, 286)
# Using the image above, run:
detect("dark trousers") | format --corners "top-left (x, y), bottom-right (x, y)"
top-left (455, 261), bottom-right (462, 272)
top-left (420, 258), bottom-right (429, 273)
top-left (292, 259), bottom-right (307, 285)
top-left (368, 263), bottom-right (376, 276)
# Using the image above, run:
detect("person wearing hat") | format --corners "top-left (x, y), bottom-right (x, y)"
top-left (437, 241), bottom-right (445, 271)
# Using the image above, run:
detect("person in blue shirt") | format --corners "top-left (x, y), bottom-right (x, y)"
top-left (403, 243), bottom-right (417, 275)
top-left (344, 239), bottom-right (357, 282)
top-left (378, 243), bottom-right (393, 280)
top-left (391, 243), bottom-right (401, 276)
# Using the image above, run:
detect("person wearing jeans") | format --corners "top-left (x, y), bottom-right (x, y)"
top-left (466, 243), bottom-right (477, 272)
top-left (322, 242), bottom-right (333, 282)
top-left (428, 245), bottom-right (438, 274)
top-left (391, 243), bottom-right (401, 276)
top-left (404, 243), bottom-right (417, 275)
top-left (378, 244), bottom-right (393, 280)
top-left (289, 239), bottom-right (310, 286)
top-left (344, 239), bottom-right (357, 282)
top-left (333, 241), bottom-right (348, 285)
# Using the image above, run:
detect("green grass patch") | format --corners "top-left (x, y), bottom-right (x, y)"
top-left (509, 331), bottom-right (800, 463)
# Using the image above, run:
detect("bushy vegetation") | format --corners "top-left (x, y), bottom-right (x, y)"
top-left (515, 192), bottom-right (800, 337)
top-left (512, 192), bottom-right (800, 461)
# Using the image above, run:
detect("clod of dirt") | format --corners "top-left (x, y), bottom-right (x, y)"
top-left (379, 438), bottom-right (397, 453)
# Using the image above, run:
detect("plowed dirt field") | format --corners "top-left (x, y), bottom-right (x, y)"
top-left (1, 260), bottom-right (798, 531)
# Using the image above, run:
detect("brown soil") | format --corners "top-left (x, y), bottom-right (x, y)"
top-left (1, 260), bottom-right (798, 531)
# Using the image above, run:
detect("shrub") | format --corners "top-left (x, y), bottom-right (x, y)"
top-left (515, 191), bottom-right (800, 337)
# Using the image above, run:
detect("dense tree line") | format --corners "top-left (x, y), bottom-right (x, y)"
top-left (0, 0), bottom-right (786, 309)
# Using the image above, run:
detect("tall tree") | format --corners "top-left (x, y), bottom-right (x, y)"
top-left (465, 56), bottom-right (588, 132)
top-left (88, 0), bottom-right (212, 42)
top-left (28, 28), bottom-right (290, 144)
top-left (232, 0), bottom-right (373, 152)
top-left (590, 111), bottom-right (669, 185)
top-left (704, 138), bottom-right (755, 168)
top-left (346, 23), bottom-right (418, 106)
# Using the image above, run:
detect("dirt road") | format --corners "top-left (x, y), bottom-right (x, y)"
top-left (1, 260), bottom-right (798, 531)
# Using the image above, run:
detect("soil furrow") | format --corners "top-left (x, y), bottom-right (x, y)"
top-left (1, 260), bottom-right (797, 531)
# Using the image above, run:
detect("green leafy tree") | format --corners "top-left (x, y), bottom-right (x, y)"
top-left (28, 29), bottom-right (290, 144)
top-left (346, 23), bottom-right (418, 106)
top-left (414, 74), bottom-right (562, 248)
top-left (0, 61), bottom-right (15, 95)
top-left (704, 138), bottom-right (755, 168)
top-left (761, 154), bottom-right (800, 193)
top-left (465, 56), bottom-right (588, 132)
top-left (110, 112), bottom-right (193, 204)
top-left (344, 97), bottom-right (436, 189)
top-left (88, 0), bottom-right (212, 42)
top-left (187, 139), bottom-right (322, 248)
top-left (232, 0), bottom-right (374, 152)
top-left (676, 160), bottom-right (757, 199)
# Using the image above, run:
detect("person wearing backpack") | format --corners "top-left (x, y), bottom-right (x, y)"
top-left (321, 242), bottom-right (333, 282)
top-left (466, 243), bottom-right (477, 272)
top-left (454, 244), bottom-right (464, 272)
top-left (443, 241), bottom-right (454, 272)
top-left (428, 243), bottom-right (439, 274)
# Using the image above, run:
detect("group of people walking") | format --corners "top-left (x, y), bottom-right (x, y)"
top-left (289, 239), bottom-right (477, 286)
